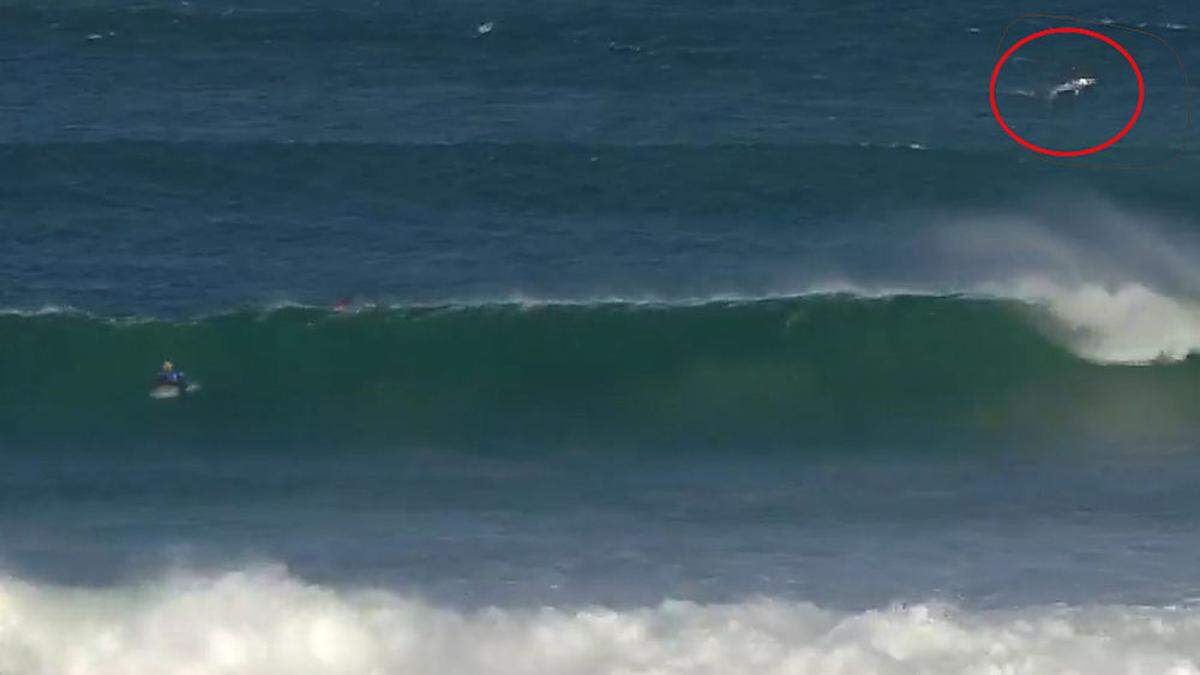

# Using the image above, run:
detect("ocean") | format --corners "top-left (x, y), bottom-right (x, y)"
top-left (3, 1), bottom-right (1200, 672)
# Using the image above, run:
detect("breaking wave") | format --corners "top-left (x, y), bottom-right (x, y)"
top-left (2, 565), bottom-right (1200, 675)
top-left (4, 290), bottom-right (1200, 453)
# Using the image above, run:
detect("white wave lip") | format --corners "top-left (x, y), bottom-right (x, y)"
top-left (926, 201), bottom-right (1200, 365)
top-left (3, 567), bottom-right (1200, 675)
top-left (1005, 279), bottom-right (1200, 364)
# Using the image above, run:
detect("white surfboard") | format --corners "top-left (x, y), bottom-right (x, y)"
top-left (150, 384), bottom-right (181, 399)
top-left (150, 383), bottom-right (199, 399)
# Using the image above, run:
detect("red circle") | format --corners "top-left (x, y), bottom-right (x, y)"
top-left (989, 27), bottom-right (1145, 157)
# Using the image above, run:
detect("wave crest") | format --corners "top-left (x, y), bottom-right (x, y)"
top-left (1009, 279), bottom-right (1200, 364)
top-left (4, 294), bottom-right (1200, 451)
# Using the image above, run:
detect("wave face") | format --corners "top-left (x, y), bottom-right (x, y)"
top-left (3, 565), bottom-right (1200, 675)
top-left (5, 296), bottom-right (1199, 453)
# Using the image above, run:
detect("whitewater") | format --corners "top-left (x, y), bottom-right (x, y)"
top-left (5, 566), bottom-right (1200, 675)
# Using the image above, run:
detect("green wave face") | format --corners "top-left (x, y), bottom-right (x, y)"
top-left (3, 296), bottom-right (1197, 454)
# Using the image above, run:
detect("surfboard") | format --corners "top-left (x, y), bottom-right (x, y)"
top-left (149, 384), bottom-right (181, 399)
top-left (149, 383), bottom-right (198, 399)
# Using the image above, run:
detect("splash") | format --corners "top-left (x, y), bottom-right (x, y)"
top-left (923, 199), bottom-right (1200, 364)
top-left (1007, 279), bottom-right (1200, 363)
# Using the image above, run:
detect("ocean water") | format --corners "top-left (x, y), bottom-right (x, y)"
top-left (3, 0), bottom-right (1200, 672)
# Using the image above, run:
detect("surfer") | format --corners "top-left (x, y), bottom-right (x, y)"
top-left (150, 360), bottom-right (198, 399)
top-left (157, 360), bottom-right (188, 388)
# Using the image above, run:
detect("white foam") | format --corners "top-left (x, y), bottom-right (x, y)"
top-left (3, 566), bottom-right (1200, 675)
top-left (922, 201), bottom-right (1200, 364)
top-left (999, 279), bottom-right (1200, 364)
top-left (0, 304), bottom-right (82, 317)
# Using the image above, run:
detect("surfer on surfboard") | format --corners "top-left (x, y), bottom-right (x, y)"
top-left (150, 360), bottom-right (194, 399)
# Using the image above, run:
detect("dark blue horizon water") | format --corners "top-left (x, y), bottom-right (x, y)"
top-left (1, 0), bottom-right (1197, 315)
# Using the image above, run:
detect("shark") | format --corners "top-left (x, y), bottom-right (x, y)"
top-left (1047, 77), bottom-right (1097, 101)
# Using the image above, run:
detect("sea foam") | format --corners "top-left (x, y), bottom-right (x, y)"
top-left (2, 566), bottom-right (1200, 674)
top-left (1007, 278), bottom-right (1200, 364)
top-left (925, 200), bottom-right (1200, 365)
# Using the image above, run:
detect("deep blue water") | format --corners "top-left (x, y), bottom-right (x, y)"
top-left (1, 0), bottom-right (1196, 314)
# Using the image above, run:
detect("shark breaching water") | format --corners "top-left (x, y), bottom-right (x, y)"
top-left (1047, 76), bottom-right (1097, 101)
